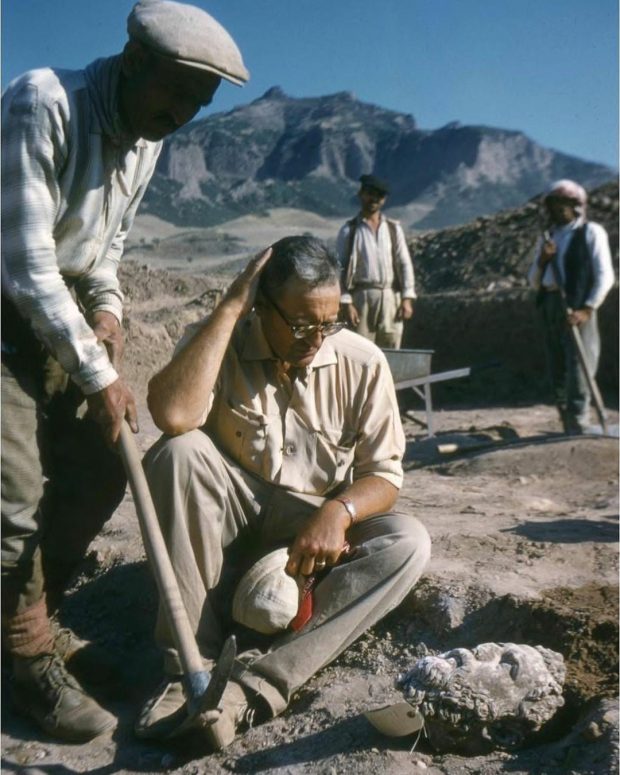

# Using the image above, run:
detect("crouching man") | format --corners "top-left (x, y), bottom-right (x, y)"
top-left (136, 236), bottom-right (431, 748)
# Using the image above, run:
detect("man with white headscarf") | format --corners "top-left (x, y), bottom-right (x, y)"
top-left (1, 0), bottom-right (248, 742)
top-left (527, 180), bottom-right (614, 434)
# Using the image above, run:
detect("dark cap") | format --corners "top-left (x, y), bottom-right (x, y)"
top-left (359, 174), bottom-right (389, 195)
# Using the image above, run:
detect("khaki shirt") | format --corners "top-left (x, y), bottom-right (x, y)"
top-left (183, 313), bottom-right (405, 496)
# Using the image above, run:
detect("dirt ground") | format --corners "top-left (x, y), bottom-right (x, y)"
top-left (1, 261), bottom-right (618, 775)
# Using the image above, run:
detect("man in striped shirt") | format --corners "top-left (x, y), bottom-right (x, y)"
top-left (1, 0), bottom-right (248, 742)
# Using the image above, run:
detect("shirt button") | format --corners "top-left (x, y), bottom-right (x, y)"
top-left (236, 431), bottom-right (242, 438)
top-left (285, 444), bottom-right (296, 455)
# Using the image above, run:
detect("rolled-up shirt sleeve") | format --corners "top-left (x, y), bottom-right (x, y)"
top-left (352, 352), bottom-right (405, 489)
top-left (2, 81), bottom-right (117, 394)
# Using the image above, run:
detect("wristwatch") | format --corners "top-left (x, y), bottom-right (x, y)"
top-left (334, 496), bottom-right (357, 527)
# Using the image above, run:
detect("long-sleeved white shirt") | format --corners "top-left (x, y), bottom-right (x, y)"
top-left (2, 56), bottom-right (161, 393)
top-left (527, 217), bottom-right (614, 310)
top-left (337, 214), bottom-right (416, 304)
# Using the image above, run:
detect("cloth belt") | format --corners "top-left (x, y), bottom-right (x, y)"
top-left (352, 282), bottom-right (391, 290)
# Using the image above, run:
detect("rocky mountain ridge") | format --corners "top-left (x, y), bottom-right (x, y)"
top-left (140, 87), bottom-right (615, 230)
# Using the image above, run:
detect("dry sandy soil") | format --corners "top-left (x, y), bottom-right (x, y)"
top-left (1, 259), bottom-right (618, 775)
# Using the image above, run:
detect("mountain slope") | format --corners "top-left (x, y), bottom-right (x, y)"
top-left (140, 87), bottom-right (615, 229)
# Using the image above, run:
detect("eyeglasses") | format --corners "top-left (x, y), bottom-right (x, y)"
top-left (264, 291), bottom-right (345, 340)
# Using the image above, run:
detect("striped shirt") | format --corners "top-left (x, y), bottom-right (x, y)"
top-left (1, 56), bottom-right (161, 393)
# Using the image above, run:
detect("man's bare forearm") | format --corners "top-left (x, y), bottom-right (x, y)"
top-left (286, 475), bottom-right (400, 576)
top-left (147, 300), bottom-right (242, 435)
top-left (147, 248), bottom-right (272, 435)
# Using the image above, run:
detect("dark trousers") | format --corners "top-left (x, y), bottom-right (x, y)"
top-left (538, 291), bottom-right (601, 431)
top-left (1, 311), bottom-right (126, 621)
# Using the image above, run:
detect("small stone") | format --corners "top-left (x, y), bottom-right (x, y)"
top-left (583, 721), bottom-right (603, 740)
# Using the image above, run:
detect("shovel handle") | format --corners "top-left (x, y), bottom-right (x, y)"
top-left (118, 421), bottom-right (204, 676)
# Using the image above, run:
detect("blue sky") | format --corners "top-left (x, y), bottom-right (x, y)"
top-left (2, 0), bottom-right (618, 168)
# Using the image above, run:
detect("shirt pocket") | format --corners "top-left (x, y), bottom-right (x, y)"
top-left (220, 403), bottom-right (277, 479)
top-left (312, 426), bottom-right (356, 487)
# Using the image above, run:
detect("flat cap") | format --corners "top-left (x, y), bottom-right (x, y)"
top-left (127, 0), bottom-right (249, 85)
top-left (232, 549), bottom-right (299, 635)
top-left (359, 174), bottom-right (390, 195)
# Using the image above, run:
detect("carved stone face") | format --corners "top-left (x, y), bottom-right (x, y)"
top-left (398, 642), bottom-right (565, 754)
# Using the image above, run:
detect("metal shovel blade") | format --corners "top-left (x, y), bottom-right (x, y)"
top-left (168, 634), bottom-right (238, 739)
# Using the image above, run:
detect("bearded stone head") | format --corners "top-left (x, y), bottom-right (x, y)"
top-left (397, 642), bottom-right (566, 754)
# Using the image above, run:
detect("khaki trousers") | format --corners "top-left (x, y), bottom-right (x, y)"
top-left (351, 287), bottom-right (403, 348)
top-left (144, 430), bottom-right (431, 717)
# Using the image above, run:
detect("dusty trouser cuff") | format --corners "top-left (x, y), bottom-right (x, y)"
top-left (3, 597), bottom-right (55, 657)
top-left (232, 662), bottom-right (288, 718)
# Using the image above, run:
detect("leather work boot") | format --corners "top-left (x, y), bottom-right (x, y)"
top-left (11, 651), bottom-right (116, 742)
top-left (53, 626), bottom-right (121, 691)
top-left (134, 677), bottom-right (187, 739)
top-left (204, 680), bottom-right (253, 751)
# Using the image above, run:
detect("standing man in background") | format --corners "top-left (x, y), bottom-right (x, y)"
top-left (337, 175), bottom-right (416, 348)
top-left (528, 179), bottom-right (614, 435)
top-left (1, 0), bottom-right (248, 742)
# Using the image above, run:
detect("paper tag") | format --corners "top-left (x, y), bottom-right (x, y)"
top-left (364, 702), bottom-right (425, 737)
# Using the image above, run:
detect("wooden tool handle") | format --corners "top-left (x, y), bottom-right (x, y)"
top-left (118, 421), bottom-right (204, 675)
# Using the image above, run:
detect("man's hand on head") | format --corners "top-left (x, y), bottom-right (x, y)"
top-left (89, 310), bottom-right (124, 369)
top-left (223, 247), bottom-right (272, 317)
